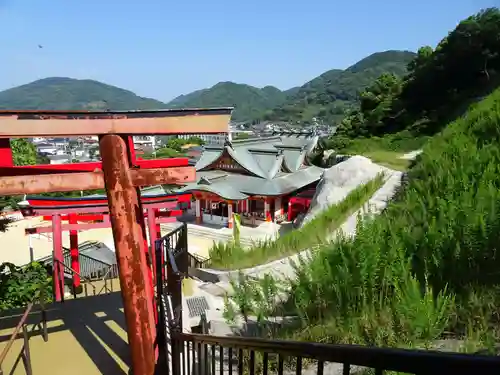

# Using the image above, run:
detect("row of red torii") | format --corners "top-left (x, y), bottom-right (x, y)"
top-left (0, 107), bottom-right (233, 375)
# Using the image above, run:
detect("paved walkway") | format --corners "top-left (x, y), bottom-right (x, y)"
top-left (0, 292), bottom-right (129, 375)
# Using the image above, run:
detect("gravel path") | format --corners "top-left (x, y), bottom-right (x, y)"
top-left (200, 169), bottom-right (403, 285)
top-left (399, 149), bottom-right (423, 160)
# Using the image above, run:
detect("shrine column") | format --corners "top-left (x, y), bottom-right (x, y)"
top-left (228, 202), bottom-right (233, 228)
top-left (264, 199), bottom-right (271, 222)
top-left (195, 199), bottom-right (202, 224)
top-left (274, 196), bottom-right (282, 219)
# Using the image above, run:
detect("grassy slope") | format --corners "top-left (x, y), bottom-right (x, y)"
top-left (227, 88), bottom-right (500, 353)
top-left (287, 88), bottom-right (500, 349)
top-left (208, 175), bottom-right (385, 270)
top-left (334, 132), bottom-right (431, 171)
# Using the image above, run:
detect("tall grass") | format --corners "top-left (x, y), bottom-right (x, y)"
top-left (208, 174), bottom-right (385, 270)
top-left (224, 88), bottom-right (500, 352)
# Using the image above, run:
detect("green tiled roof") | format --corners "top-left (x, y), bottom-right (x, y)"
top-left (84, 185), bottom-right (169, 199)
top-left (196, 134), bottom-right (319, 179)
top-left (179, 166), bottom-right (324, 198)
top-left (179, 133), bottom-right (324, 200)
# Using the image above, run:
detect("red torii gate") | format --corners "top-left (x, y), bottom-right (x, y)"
top-left (22, 192), bottom-right (192, 299)
top-left (0, 107), bottom-right (232, 375)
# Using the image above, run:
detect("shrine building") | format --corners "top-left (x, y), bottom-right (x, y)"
top-left (177, 132), bottom-right (324, 228)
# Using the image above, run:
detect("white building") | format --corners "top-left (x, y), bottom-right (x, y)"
top-left (133, 135), bottom-right (156, 148)
top-left (47, 155), bottom-right (71, 165)
top-left (176, 133), bottom-right (228, 145)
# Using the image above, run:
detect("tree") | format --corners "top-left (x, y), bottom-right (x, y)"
top-left (0, 140), bottom-right (38, 211)
top-left (334, 7), bottom-right (500, 140)
top-left (185, 136), bottom-right (205, 146)
top-left (11, 139), bottom-right (37, 166)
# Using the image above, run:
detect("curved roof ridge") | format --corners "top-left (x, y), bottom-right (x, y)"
top-left (268, 154), bottom-right (285, 179)
top-left (232, 135), bottom-right (282, 147)
top-left (274, 144), bottom-right (305, 150)
top-left (305, 135), bottom-right (319, 154)
top-left (282, 149), bottom-right (306, 172)
top-left (248, 149), bottom-right (280, 155)
top-left (252, 151), bottom-right (284, 179)
top-left (225, 146), bottom-right (268, 179)
top-left (195, 147), bottom-right (223, 170)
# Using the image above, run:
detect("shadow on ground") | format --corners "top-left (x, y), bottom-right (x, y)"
top-left (0, 292), bottom-right (131, 375)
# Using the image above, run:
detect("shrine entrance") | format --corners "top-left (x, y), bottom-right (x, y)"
top-left (0, 107), bottom-right (232, 375)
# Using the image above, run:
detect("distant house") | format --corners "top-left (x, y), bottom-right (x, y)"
top-left (133, 136), bottom-right (156, 148)
top-left (47, 154), bottom-right (71, 165)
top-left (37, 143), bottom-right (58, 155)
top-left (72, 147), bottom-right (89, 158)
top-left (177, 133), bottom-right (228, 145)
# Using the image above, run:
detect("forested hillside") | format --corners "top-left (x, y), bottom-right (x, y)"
top-left (0, 77), bottom-right (165, 111)
top-left (223, 8), bottom-right (500, 352)
top-left (0, 51), bottom-right (417, 125)
top-left (262, 50), bottom-right (416, 124)
top-left (166, 81), bottom-right (290, 122)
top-left (332, 8), bottom-right (500, 149)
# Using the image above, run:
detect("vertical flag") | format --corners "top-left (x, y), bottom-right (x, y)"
top-left (233, 212), bottom-right (241, 246)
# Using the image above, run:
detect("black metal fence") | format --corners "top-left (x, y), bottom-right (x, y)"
top-left (154, 223), bottom-right (500, 375)
top-left (154, 222), bottom-right (188, 374)
top-left (173, 333), bottom-right (500, 375)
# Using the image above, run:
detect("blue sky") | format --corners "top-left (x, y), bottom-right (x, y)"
top-left (0, 0), bottom-right (496, 102)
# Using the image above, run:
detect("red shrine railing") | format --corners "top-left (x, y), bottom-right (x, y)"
top-left (0, 107), bottom-right (233, 375)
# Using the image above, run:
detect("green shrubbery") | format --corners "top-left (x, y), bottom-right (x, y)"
top-left (0, 262), bottom-right (52, 310)
top-left (224, 88), bottom-right (500, 352)
top-left (208, 174), bottom-right (385, 270)
top-left (329, 131), bottom-right (430, 154)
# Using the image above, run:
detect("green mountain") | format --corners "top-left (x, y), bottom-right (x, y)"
top-left (166, 81), bottom-right (289, 122)
top-left (263, 50), bottom-right (417, 125)
top-left (0, 50), bottom-right (415, 124)
top-left (0, 77), bottom-right (165, 111)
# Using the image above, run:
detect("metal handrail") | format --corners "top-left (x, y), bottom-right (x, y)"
top-left (0, 290), bottom-right (48, 375)
top-left (53, 259), bottom-right (117, 298)
top-left (96, 265), bottom-right (117, 295)
top-left (175, 332), bottom-right (500, 375)
top-left (63, 251), bottom-right (116, 280)
top-left (187, 252), bottom-right (210, 269)
top-left (53, 259), bottom-right (97, 296)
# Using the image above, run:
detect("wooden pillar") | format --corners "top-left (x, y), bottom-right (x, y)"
top-left (52, 214), bottom-right (65, 302)
top-left (228, 202), bottom-right (233, 228)
top-left (195, 199), bottom-right (202, 224)
top-left (69, 214), bottom-right (81, 290)
top-left (99, 134), bottom-right (155, 375)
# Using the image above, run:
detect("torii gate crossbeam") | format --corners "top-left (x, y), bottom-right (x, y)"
top-left (0, 107), bottom-right (233, 375)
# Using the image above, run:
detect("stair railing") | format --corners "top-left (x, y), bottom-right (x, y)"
top-left (0, 289), bottom-right (49, 375)
top-left (53, 259), bottom-right (97, 300)
top-left (172, 332), bottom-right (500, 375)
top-left (53, 257), bottom-right (118, 300)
